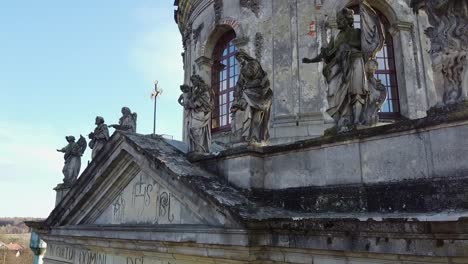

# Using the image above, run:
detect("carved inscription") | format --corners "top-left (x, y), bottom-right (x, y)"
top-left (127, 257), bottom-right (144, 264)
top-left (158, 192), bottom-right (174, 223)
top-left (78, 250), bottom-right (107, 264)
top-left (112, 194), bottom-right (125, 222)
top-left (132, 174), bottom-right (153, 215)
top-left (48, 244), bottom-right (74, 261)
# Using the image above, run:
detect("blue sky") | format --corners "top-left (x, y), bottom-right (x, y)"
top-left (0, 0), bottom-right (183, 217)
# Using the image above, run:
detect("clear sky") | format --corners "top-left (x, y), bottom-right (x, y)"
top-left (0, 0), bottom-right (184, 217)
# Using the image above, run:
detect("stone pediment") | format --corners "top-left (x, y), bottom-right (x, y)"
top-left (44, 132), bottom-right (247, 228)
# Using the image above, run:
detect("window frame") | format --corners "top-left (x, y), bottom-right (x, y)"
top-left (351, 5), bottom-right (401, 119)
top-left (211, 31), bottom-right (239, 132)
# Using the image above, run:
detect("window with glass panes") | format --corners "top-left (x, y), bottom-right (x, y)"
top-left (211, 31), bottom-right (239, 131)
top-left (351, 6), bottom-right (401, 117)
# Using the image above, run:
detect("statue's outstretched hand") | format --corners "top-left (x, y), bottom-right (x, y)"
top-left (302, 58), bottom-right (312, 64)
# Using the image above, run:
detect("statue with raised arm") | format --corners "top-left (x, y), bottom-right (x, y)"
top-left (88, 116), bottom-right (109, 159)
top-left (185, 75), bottom-right (213, 154)
top-left (303, 2), bottom-right (385, 133)
top-left (110, 107), bottom-right (137, 133)
top-left (231, 50), bottom-right (272, 143)
top-left (57, 135), bottom-right (87, 185)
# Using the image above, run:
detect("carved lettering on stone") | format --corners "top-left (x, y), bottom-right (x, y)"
top-left (132, 174), bottom-right (153, 214)
top-left (95, 173), bottom-right (188, 225)
top-left (112, 194), bottom-right (125, 223)
top-left (158, 192), bottom-right (174, 223)
top-left (78, 250), bottom-right (107, 264)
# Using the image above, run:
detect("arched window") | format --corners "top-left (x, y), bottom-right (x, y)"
top-left (351, 6), bottom-right (401, 117)
top-left (211, 30), bottom-right (239, 131)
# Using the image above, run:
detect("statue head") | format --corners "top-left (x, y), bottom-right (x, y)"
top-left (95, 116), bottom-right (105, 125)
top-left (365, 59), bottom-right (379, 75)
top-left (65, 136), bottom-right (76, 143)
top-left (180, 84), bottom-right (190, 93)
top-left (236, 49), bottom-right (255, 67)
top-left (337, 8), bottom-right (355, 30)
top-left (121, 107), bottom-right (131, 116)
top-left (190, 75), bottom-right (204, 87)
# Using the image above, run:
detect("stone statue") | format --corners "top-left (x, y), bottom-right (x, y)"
top-left (57, 135), bottom-right (87, 185)
top-left (110, 107), bottom-right (137, 133)
top-left (412, 0), bottom-right (468, 105)
top-left (303, 3), bottom-right (386, 133)
top-left (231, 50), bottom-right (272, 143)
top-left (88, 116), bottom-right (110, 159)
top-left (182, 75), bottom-right (213, 153)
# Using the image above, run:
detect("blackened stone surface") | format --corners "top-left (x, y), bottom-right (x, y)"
top-left (250, 177), bottom-right (468, 214)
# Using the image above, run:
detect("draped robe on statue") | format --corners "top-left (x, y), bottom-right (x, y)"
top-left (322, 28), bottom-right (368, 124)
top-left (234, 58), bottom-right (272, 142)
top-left (188, 84), bottom-right (212, 153)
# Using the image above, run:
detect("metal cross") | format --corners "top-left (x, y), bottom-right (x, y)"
top-left (151, 81), bottom-right (163, 135)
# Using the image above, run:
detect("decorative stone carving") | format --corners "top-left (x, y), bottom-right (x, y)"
top-left (57, 135), bottom-right (87, 185)
top-left (231, 50), bottom-right (272, 143)
top-left (192, 23), bottom-right (204, 48)
top-left (88, 116), bottom-right (110, 159)
top-left (110, 107), bottom-right (137, 133)
top-left (240, 0), bottom-right (260, 17)
top-left (182, 23), bottom-right (192, 51)
top-left (302, 3), bottom-right (386, 133)
top-left (255, 32), bottom-right (264, 60)
top-left (214, 0), bottom-right (223, 24)
top-left (180, 75), bottom-right (213, 153)
top-left (412, 0), bottom-right (468, 105)
top-left (362, 60), bottom-right (387, 126)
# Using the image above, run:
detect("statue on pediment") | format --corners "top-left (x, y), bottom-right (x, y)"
top-left (231, 50), bottom-right (272, 143)
top-left (57, 135), bottom-right (87, 185)
top-left (110, 107), bottom-right (137, 133)
top-left (303, 2), bottom-right (386, 133)
top-left (88, 116), bottom-right (110, 159)
top-left (181, 75), bottom-right (213, 154)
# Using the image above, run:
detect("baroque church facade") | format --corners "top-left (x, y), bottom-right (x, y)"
top-left (27, 0), bottom-right (468, 264)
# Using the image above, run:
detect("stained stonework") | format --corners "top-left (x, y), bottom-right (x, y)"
top-left (95, 172), bottom-right (189, 225)
top-left (254, 32), bottom-right (263, 60)
top-left (192, 23), bottom-right (204, 48)
top-left (412, 0), bottom-right (468, 105)
top-left (214, 0), bottom-right (223, 24)
top-left (240, 0), bottom-right (260, 17)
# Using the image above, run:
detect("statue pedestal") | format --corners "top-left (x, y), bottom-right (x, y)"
top-left (53, 183), bottom-right (71, 206)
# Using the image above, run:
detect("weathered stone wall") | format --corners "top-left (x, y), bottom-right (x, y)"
top-left (177, 0), bottom-right (436, 143)
top-left (197, 115), bottom-right (468, 189)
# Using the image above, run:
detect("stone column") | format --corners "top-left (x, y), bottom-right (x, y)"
top-left (29, 232), bottom-right (46, 264)
top-left (389, 22), bottom-right (428, 119)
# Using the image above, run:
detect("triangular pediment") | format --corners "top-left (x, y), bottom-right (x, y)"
top-left (45, 133), bottom-right (246, 229)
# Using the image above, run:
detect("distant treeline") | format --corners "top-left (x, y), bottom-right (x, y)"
top-left (0, 217), bottom-right (43, 234)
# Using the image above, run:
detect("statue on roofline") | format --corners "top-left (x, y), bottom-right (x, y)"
top-left (110, 107), bottom-right (137, 133)
top-left (231, 49), bottom-right (272, 144)
top-left (303, 2), bottom-right (387, 133)
top-left (57, 135), bottom-right (87, 186)
top-left (180, 74), bottom-right (213, 154)
top-left (88, 116), bottom-right (109, 159)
